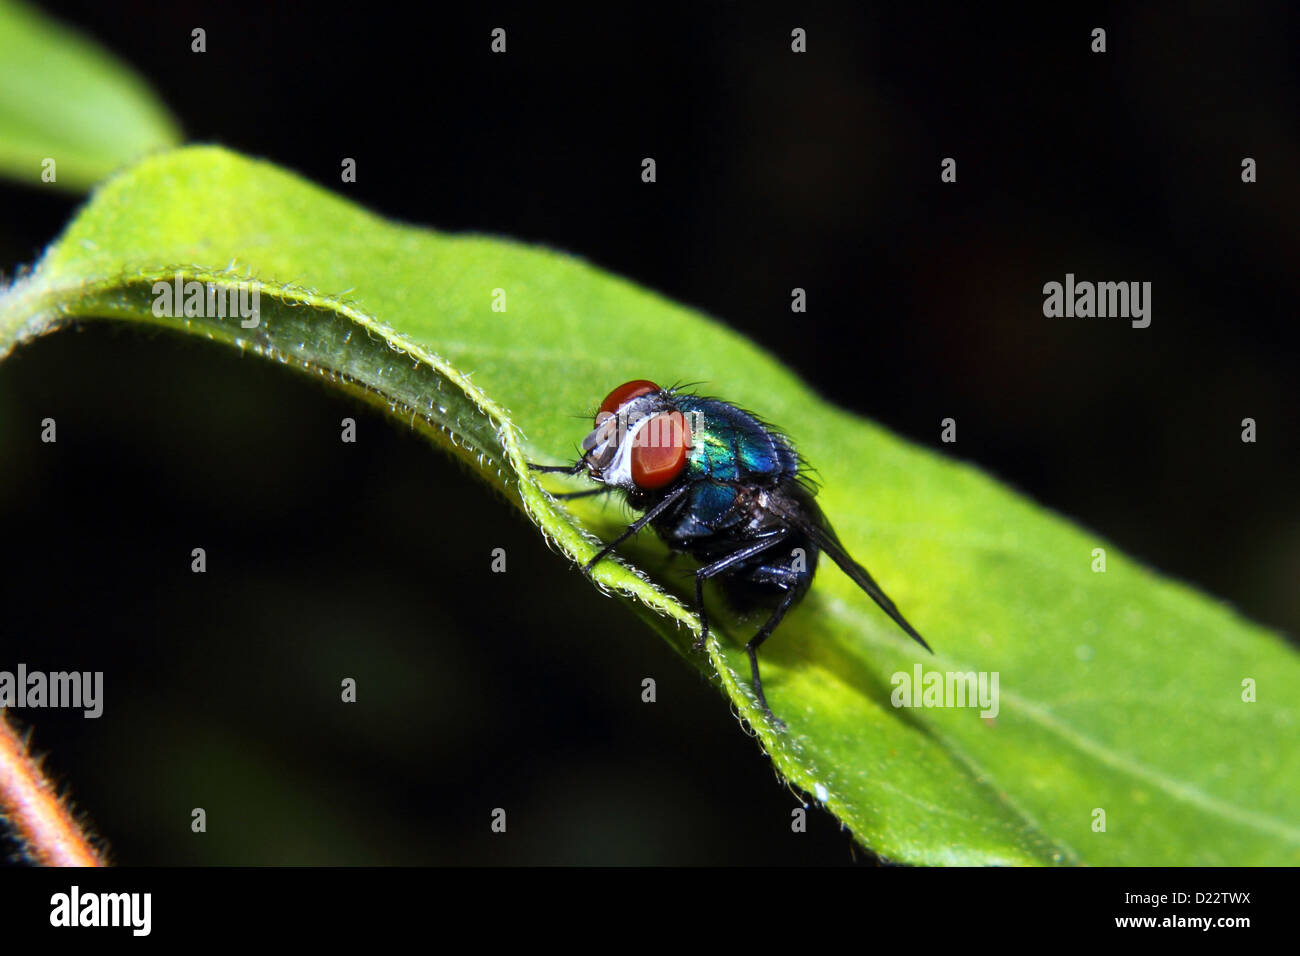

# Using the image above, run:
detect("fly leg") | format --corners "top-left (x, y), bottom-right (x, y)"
top-left (690, 531), bottom-right (792, 725)
top-left (582, 483), bottom-right (690, 573)
top-left (528, 457), bottom-right (608, 500)
top-left (551, 487), bottom-right (615, 501)
top-left (742, 587), bottom-right (801, 730)
top-left (527, 459), bottom-right (587, 475)
top-left (691, 531), bottom-right (791, 649)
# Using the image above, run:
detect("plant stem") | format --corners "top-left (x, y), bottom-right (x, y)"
top-left (0, 713), bottom-right (105, 866)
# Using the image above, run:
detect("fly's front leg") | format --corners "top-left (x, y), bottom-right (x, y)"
top-left (527, 459), bottom-right (587, 476)
top-left (551, 487), bottom-right (614, 501)
top-left (528, 456), bottom-right (608, 501)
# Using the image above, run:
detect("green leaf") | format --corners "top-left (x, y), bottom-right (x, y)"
top-left (0, 0), bottom-right (180, 191)
top-left (2, 146), bottom-right (1296, 865)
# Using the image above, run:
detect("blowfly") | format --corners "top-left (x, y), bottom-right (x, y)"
top-left (530, 379), bottom-right (932, 726)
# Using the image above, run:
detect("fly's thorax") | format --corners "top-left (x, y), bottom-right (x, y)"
top-left (672, 395), bottom-right (800, 484)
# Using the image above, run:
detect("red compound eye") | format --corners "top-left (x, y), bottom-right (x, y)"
top-left (630, 411), bottom-right (691, 489)
top-left (596, 379), bottom-right (660, 425)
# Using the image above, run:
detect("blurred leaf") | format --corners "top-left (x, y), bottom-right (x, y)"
top-left (0, 0), bottom-right (180, 191)
top-left (2, 146), bottom-right (1296, 865)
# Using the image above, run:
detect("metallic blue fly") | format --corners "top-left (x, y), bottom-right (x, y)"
top-left (531, 380), bottom-right (931, 726)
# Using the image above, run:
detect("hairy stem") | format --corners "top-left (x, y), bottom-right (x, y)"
top-left (0, 713), bottom-right (105, 866)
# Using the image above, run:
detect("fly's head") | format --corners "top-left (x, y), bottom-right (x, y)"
top-left (581, 380), bottom-right (694, 493)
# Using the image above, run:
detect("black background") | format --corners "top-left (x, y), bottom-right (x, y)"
top-left (1, 1), bottom-right (1296, 865)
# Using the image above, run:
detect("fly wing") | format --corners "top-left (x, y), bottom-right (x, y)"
top-left (766, 494), bottom-right (933, 653)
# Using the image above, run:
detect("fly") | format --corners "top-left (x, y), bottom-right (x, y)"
top-left (530, 379), bottom-right (932, 727)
